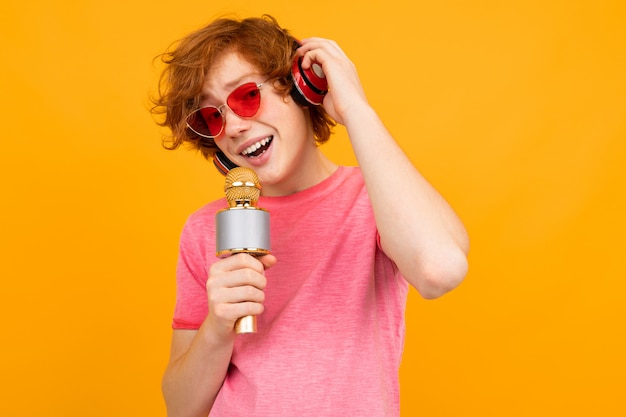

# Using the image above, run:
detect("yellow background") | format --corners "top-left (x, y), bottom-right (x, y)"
top-left (1, 0), bottom-right (624, 415)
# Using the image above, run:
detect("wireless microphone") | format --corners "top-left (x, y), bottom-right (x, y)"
top-left (215, 167), bottom-right (271, 334)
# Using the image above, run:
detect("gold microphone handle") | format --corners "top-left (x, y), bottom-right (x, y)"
top-left (235, 315), bottom-right (256, 334)
top-left (235, 251), bottom-right (265, 335)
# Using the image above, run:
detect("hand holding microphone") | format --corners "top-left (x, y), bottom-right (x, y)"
top-left (215, 167), bottom-right (271, 334)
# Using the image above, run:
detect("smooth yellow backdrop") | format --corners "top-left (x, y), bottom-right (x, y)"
top-left (1, 0), bottom-right (624, 415)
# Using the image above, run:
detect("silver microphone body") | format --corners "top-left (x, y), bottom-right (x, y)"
top-left (216, 208), bottom-right (270, 257)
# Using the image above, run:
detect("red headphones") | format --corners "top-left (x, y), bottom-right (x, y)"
top-left (290, 55), bottom-right (328, 106)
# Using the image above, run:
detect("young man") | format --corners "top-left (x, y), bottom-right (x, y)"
top-left (152, 15), bottom-right (469, 417)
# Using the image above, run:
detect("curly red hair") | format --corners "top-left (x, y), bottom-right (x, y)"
top-left (150, 15), bottom-right (335, 159)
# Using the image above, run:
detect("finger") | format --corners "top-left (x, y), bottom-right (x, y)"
top-left (211, 252), bottom-right (266, 274)
top-left (211, 300), bottom-right (265, 324)
top-left (207, 278), bottom-right (266, 314)
top-left (209, 282), bottom-right (265, 306)
top-left (226, 284), bottom-right (266, 304)
top-left (297, 38), bottom-right (346, 61)
top-left (208, 266), bottom-right (267, 291)
top-left (259, 254), bottom-right (277, 269)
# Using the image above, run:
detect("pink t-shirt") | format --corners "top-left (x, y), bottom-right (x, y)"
top-left (173, 166), bottom-right (409, 416)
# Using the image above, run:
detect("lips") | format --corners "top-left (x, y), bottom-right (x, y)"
top-left (241, 136), bottom-right (273, 158)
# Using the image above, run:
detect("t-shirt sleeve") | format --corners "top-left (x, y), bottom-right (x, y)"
top-left (172, 214), bottom-right (211, 329)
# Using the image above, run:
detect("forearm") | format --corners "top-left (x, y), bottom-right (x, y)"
top-left (162, 324), bottom-right (234, 417)
top-left (345, 104), bottom-right (469, 298)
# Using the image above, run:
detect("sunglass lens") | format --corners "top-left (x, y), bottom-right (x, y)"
top-left (186, 83), bottom-right (261, 138)
top-left (228, 83), bottom-right (261, 117)
top-left (200, 107), bottom-right (224, 135)
top-left (187, 106), bottom-right (223, 137)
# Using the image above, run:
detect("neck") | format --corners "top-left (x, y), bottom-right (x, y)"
top-left (261, 151), bottom-right (338, 197)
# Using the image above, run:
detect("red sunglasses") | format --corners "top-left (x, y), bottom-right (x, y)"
top-left (186, 82), bottom-right (264, 138)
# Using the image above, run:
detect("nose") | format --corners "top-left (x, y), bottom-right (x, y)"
top-left (221, 105), bottom-right (252, 137)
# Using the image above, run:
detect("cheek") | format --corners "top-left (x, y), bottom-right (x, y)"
top-left (262, 90), bottom-right (304, 120)
top-left (257, 91), bottom-right (311, 141)
top-left (278, 101), bottom-right (309, 131)
top-left (213, 136), bottom-right (230, 154)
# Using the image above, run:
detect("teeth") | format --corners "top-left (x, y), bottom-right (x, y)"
top-left (242, 137), bottom-right (271, 156)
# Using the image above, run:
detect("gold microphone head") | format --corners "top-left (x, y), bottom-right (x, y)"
top-left (224, 167), bottom-right (261, 208)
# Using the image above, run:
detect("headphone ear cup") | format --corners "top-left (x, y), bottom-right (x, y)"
top-left (290, 56), bottom-right (328, 106)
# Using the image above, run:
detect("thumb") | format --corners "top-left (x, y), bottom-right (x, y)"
top-left (259, 254), bottom-right (278, 270)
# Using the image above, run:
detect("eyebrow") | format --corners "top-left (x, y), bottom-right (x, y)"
top-left (224, 73), bottom-right (259, 88)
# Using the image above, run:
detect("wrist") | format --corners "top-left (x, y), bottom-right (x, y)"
top-left (200, 316), bottom-right (236, 348)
